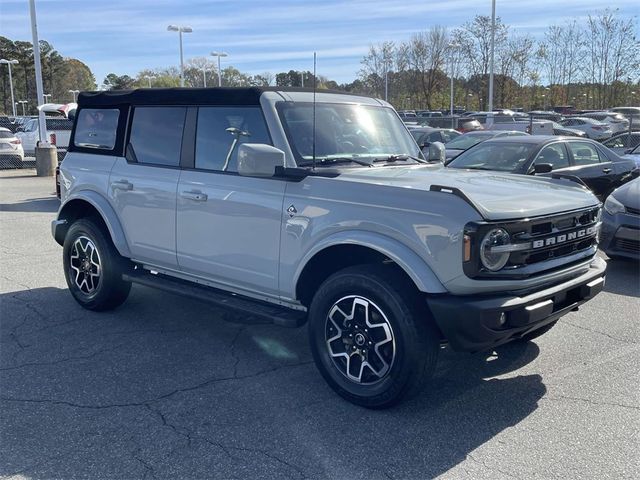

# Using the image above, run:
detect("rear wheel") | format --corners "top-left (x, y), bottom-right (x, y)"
top-left (308, 265), bottom-right (439, 408)
top-left (63, 218), bottom-right (131, 311)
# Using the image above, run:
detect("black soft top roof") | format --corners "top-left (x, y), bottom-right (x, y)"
top-left (77, 86), bottom-right (352, 108)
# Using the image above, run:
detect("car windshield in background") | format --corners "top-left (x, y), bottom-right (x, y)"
top-left (445, 132), bottom-right (495, 150)
top-left (278, 103), bottom-right (422, 166)
top-left (447, 141), bottom-right (538, 172)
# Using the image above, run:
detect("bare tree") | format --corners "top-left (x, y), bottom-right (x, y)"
top-left (358, 41), bottom-right (395, 98)
top-left (404, 27), bottom-right (449, 109)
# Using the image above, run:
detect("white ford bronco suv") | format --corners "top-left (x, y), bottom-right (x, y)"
top-left (53, 88), bottom-right (606, 408)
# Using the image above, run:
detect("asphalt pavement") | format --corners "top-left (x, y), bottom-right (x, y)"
top-left (1, 169), bottom-right (638, 479)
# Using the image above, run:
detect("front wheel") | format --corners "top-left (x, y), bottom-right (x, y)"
top-left (63, 218), bottom-right (131, 311)
top-left (308, 265), bottom-right (439, 408)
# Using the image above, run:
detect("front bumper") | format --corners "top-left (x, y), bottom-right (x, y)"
top-left (600, 210), bottom-right (640, 260)
top-left (427, 256), bottom-right (606, 352)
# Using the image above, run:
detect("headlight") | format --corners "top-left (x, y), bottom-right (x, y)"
top-left (480, 228), bottom-right (511, 271)
top-left (604, 195), bottom-right (625, 215)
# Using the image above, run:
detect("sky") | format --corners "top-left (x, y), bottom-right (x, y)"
top-left (1, 0), bottom-right (638, 85)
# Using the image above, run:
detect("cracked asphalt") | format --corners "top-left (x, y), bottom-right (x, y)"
top-left (1, 169), bottom-right (639, 479)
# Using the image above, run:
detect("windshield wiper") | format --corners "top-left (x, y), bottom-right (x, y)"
top-left (373, 154), bottom-right (428, 164)
top-left (302, 157), bottom-right (374, 167)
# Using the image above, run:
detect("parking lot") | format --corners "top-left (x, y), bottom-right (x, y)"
top-left (0, 169), bottom-right (638, 479)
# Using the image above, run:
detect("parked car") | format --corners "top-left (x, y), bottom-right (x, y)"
top-left (609, 107), bottom-right (640, 131)
top-left (446, 136), bottom-right (638, 199)
top-left (600, 178), bottom-right (639, 260)
top-left (0, 127), bottom-right (24, 167)
top-left (528, 111), bottom-right (565, 122)
top-left (549, 121), bottom-right (587, 137)
top-left (602, 132), bottom-right (640, 155)
top-left (622, 142), bottom-right (640, 167)
top-left (580, 111), bottom-right (630, 134)
top-left (53, 87), bottom-right (606, 408)
top-left (410, 127), bottom-right (461, 150)
top-left (559, 117), bottom-right (613, 140)
top-left (417, 111), bottom-right (443, 118)
top-left (444, 130), bottom-right (528, 160)
top-left (15, 117), bottom-right (73, 156)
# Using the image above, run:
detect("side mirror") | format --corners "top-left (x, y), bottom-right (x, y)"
top-left (427, 141), bottom-right (446, 163)
top-left (237, 143), bottom-right (285, 177)
top-left (534, 163), bottom-right (553, 174)
top-left (15, 126), bottom-right (24, 132)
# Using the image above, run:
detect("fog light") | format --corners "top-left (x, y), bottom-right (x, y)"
top-left (463, 234), bottom-right (471, 262)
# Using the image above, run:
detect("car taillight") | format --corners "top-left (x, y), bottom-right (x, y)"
top-left (10, 138), bottom-right (21, 144)
top-left (50, 133), bottom-right (57, 145)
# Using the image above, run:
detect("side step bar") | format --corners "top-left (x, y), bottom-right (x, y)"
top-left (123, 270), bottom-right (306, 328)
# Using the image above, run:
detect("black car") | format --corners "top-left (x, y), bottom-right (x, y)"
top-left (443, 130), bottom-right (528, 160)
top-left (446, 136), bottom-right (639, 199)
top-left (600, 178), bottom-right (640, 260)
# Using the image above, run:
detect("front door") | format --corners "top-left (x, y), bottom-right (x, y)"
top-left (565, 141), bottom-right (615, 198)
top-left (175, 106), bottom-right (284, 297)
top-left (109, 106), bottom-right (187, 267)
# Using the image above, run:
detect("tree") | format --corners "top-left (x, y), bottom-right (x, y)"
top-left (103, 73), bottom-right (136, 90)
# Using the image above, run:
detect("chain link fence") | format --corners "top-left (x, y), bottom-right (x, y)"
top-left (0, 148), bottom-right (67, 170)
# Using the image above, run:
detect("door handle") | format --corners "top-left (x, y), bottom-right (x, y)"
top-left (111, 180), bottom-right (133, 191)
top-left (602, 168), bottom-right (612, 174)
top-left (180, 190), bottom-right (208, 202)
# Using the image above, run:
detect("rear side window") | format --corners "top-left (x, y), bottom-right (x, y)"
top-left (568, 142), bottom-right (601, 165)
top-left (129, 107), bottom-right (186, 166)
top-left (74, 109), bottom-right (119, 150)
top-left (195, 107), bottom-right (270, 172)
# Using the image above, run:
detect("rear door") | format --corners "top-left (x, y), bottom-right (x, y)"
top-left (565, 141), bottom-right (615, 197)
top-left (109, 106), bottom-right (187, 268)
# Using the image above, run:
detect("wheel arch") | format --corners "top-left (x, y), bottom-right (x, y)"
top-left (293, 232), bottom-right (446, 306)
top-left (54, 192), bottom-right (131, 258)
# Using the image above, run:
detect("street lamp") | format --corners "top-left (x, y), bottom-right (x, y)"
top-left (144, 75), bottom-right (156, 88)
top-left (0, 59), bottom-right (19, 117)
top-left (210, 52), bottom-right (228, 87)
top-left (43, 93), bottom-right (52, 103)
top-left (543, 87), bottom-right (550, 111)
top-left (448, 43), bottom-right (461, 127)
top-left (18, 100), bottom-right (28, 116)
top-left (68, 89), bottom-right (80, 102)
top-left (167, 25), bottom-right (193, 87)
top-left (488, 0), bottom-right (496, 112)
top-left (201, 67), bottom-right (208, 87)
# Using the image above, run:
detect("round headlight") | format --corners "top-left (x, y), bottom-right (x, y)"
top-left (480, 228), bottom-right (511, 272)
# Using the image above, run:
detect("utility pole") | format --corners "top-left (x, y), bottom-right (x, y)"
top-left (488, 0), bottom-right (496, 113)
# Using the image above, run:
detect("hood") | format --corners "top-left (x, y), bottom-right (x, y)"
top-left (336, 164), bottom-right (600, 221)
top-left (611, 178), bottom-right (640, 210)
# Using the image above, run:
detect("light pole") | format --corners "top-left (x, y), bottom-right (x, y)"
top-left (18, 100), bottom-right (27, 116)
top-left (43, 93), bottom-right (52, 103)
top-left (167, 25), bottom-right (193, 87)
top-left (68, 89), bottom-right (79, 102)
top-left (448, 43), bottom-right (460, 126)
top-left (543, 87), bottom-right (550, 111)
top-left (144, 75), bottom-right (156, 88)
top-left (488, 0), bottom-right (496, 113)
top-left (201, 68), bottom-right (208, 87)
top-left (0, 59), bottom-right (19, 117)
top-left (384, 60), bottom-right (389, 102)
top-left (300, 71), bottom-right (305, 88)
top-left (210, 52), bottom-right (228, 87)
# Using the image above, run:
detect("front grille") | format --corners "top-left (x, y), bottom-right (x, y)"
top-left (615, 238), bottom-right (640, 253)
top-left (626, 206), bottom-right (640, 216)
top-left (505, 207), bottom-right (600, 269)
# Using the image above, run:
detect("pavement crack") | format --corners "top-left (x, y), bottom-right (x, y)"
top-left (0, 343), bottom-right (126, 372)
top-left (225, 444), bottom-right (307, 478)
top-left (132, 448), bottom-right (157, 480)
top-left (560, 319), bottom-right (636, 345)
top-left (543, 394), bottom-right (640, 411)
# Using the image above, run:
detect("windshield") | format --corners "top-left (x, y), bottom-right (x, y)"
top-left (277, 102), bottom-right (422, 166)
top-left (447, 141), bottom-right (538, 172)
top-left (445, 132), bottom-right (494, 150)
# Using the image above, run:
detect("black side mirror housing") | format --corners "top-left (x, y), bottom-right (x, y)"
top-left (15, 126), bottom-right (24, 132)
top-left (534, 163), bottom-right (553, 174)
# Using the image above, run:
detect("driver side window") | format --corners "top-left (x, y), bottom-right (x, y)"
top-left (535, 144), bottom-right (569, 170)
top-left (195, 107), bottom-right (271, 172)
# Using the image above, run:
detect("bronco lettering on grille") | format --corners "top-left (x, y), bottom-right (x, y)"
top-left (531, 226), bottom-right (597, 249)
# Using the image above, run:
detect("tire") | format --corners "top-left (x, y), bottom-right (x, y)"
top-left (517, 320), bottom-right (557, 342)
top-left (308, 264), bottom-right (439, 408)
top-left (63, 218), bottom-right (131, 311)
